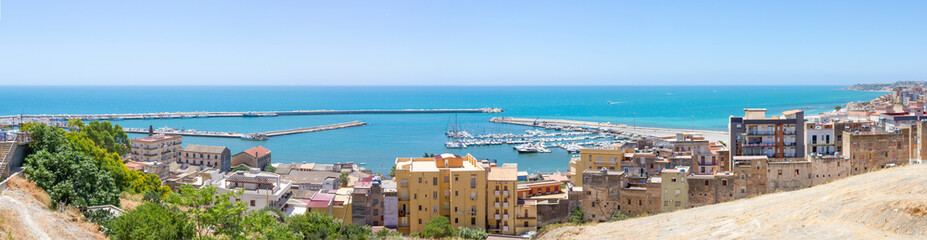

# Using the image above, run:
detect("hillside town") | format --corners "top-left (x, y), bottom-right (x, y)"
top-left (2, 87), bottom-right (927, 239)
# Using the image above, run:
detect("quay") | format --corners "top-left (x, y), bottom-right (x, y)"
top-left (490, 117), bottom-right (729, 143)
top-left (123, 121), bottom-right (367, 140)
top-left (0, 108), bottom-right (503, 124)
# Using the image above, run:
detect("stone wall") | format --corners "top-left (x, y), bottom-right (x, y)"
top-left (766, 160), bottom-right (813, 192)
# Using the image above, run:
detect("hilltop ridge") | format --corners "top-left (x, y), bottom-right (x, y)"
top-left (538, 164), bottom-right (927, 240)
top-left (842, 81), bottom-right (927, 91)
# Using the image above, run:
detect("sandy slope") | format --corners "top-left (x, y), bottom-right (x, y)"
top-left (539, 164), bottom-right (927, 240)
top-left (0, 177), bottom-right (106, 240)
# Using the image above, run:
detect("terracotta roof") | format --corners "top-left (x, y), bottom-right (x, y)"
top-left (131, 134), bottom-right (181, 142)
top-left (242, 146), bottom-right (270, 158)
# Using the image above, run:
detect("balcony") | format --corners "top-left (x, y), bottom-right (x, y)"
top-left (503, 191), bottom-right (509, 197)
top-left (784, 142), bottom-right (797, 146)
top-left (517, 214), bottom-right (536, 219)
top-left (399, 210), bottom-right (407, 217)
top-left (783, 130), bottom-right (796, 135)
top-left (494, 202), bottom-right (500, 208)
top-left (503, 214), bottom-right (509, 219)
top-left (746, 131), bottom-right (775, 136)
top-left (503, 202), bottom-right (509, 208)
top-left (495, 214), bottom-right (501, 220)
top-left (494, 190), bottom-right (500, 196)
top-left (743, 142), bottom-right (776, 147)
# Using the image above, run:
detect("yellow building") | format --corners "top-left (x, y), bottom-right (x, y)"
top-left (486, 166), bottom-right (518, 235)
top-left (395, 153), bottom-right (487, 234)
top-left (660, 166), bottom-right (689, 213)
top-left (514, 199), bottom-right (538, 235)
top-left (569, 147), bottom-right (632, 187)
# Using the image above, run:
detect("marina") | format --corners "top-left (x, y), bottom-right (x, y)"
top-left (0, 108), bottom-right (503, 125)
top-left (124, 121), bottom-right (367, 140)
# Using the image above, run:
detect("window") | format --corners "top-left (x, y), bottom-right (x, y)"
top-left (471, 192), bottom-right (477, 200)
top-left (373, 209), bottom-right (378, 215)
top-left (455, 191), bottom-right (459, 196)
top-left (418, 205), bottom-right (422, 211)
top-left (433, 177), bottom-right (438, 186)
top-left (445, 176), bottom-right (449, 183)
top-left (433, 205), bottom-right (438, 213)
top-left (471, 177), bottom-right (477, 188)
top-left (433, 191), bottom-right (437, 199)
top-left (250, 200), bottom-right (255, 206)
top-left (418, 178), bottom-right (422, 183)
top-left (414, 194), bottom-right (417, 200)
top-left (419, 219), bottom-right (422, 224)
top-left (704, 180), bottom-right (709, 186)
top-left (455, 218), bottom-right (459, 223)
top-left (471, 218), bottom-right (476, 225)
top-left (373, 199), bottom-right (379, 205)
top-left (778, 170), bottom-right (782, 176)
top-left (722, 180), bottom-right (727, 186)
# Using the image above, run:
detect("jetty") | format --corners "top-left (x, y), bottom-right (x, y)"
top-left (0, 108), bottom-right (503, 124)
top-left (490, 117), bottom-right (729, 143)
top-left (124, 121), bottom-right (367, 140)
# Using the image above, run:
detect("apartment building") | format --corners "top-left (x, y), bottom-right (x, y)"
top-left (729, 108), bottom-right (805, 159)
top-left (660, 166), bottom-right (689, 213)
top-left (129, 134), bottom-right (182, 163)
top-left (486, 166), bottom-right (518, 235)
top-left (179, 145), bottom-right (232, 172)
top-left (804, 122), bottom-right (836, 156)
top-left (394, 153), bottom-right (487, 234)
top-left (842, 129), bottom-right (909, 175)
top-left (569, 147), bottom-right (629, 187)
top-left (213, 170), bottom-right (293, 212)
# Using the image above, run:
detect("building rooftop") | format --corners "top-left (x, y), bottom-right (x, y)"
top-left (241, 146), bottom-right (271, 158)
top-left (131, 134), bottom-right (180, 142)
top-left (488, 167), bottom-right (518, 181)
top-left (182, 144), bottom-right (228, 154)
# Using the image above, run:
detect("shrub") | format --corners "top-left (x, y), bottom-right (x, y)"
top-left (107, 203), bottom-right (196, 240)
top-left (457, 226), bottom-right (489, 239)
top-left (568, 207), bottom-right (584, 224)
top-left (609, 211), bottom-right (629, 222)
top-left (419, 216), bottom-right (456, 239)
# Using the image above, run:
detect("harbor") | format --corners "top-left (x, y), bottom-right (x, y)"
top-left (489, 117), bottom-right (730, 143)
top-left (124, 121), bottom-right (367, 141)
top-left (0, 108), bottom-right (503, 125)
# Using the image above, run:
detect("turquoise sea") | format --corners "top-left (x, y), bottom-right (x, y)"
top-left (0, 86), bottom-right (883, 174)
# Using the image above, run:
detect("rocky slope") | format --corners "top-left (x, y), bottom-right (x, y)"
top-left (539, 164), bottom-right (927, 240)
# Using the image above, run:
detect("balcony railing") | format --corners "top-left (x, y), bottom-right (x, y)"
top-left (503, 202), bottom-right (509, 208)
top-left (503, 214), bottom-right (509, 220)
top-left (698, 161), bottom-right (718, 166)
top-left (503, 191), bottom-right (509, 197)
top-left (746, 131), bottom-right (775, 135)
top-left (494, 190), bottom-right (500, 196)
top-left (495, 214), bottom-right (500, 220)
top-left (494, 202), bottom-right (500, 208)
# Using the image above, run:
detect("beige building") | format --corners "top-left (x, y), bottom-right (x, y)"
top-left (660, 166), bottom-right (689, 213)
top-left (180, 145), bottom-right (232, 172)
top-left (569, 146), bottom-right (629, 187)
top-left (842, 130), bottom-right (909, 175)
top-left (486, 166), bottom-right (518, 235)
top-left (129, 134), bottom-right (182, 163)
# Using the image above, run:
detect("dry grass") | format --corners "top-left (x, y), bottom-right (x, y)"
top-left (0, 208), bottom-right (28, 240)
top-left (120, 193), bottom-right (145, 211)
top-left (540, 164), bottom-right (927, 240)
top-left (6, 176), bottom-right (51, 208)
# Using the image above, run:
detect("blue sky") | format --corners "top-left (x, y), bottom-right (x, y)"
top-left (1, 1), bottom-right (925, 86)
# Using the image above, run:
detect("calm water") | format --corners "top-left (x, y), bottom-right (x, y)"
top-left (0, 86), bottom-right (883, 174)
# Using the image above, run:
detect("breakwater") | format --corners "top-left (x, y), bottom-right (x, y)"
top-left (124, 121), bottom-right (367, 140)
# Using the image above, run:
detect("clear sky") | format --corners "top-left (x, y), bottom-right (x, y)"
top-left (1, 1), bottom-right (925, 86)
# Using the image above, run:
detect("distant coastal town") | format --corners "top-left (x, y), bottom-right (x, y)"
top-left (2, 82), bottom-right (927, 239)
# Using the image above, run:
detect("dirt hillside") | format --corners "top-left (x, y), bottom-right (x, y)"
top-left (539, 164), bottom-right (927, 240)
top-left (0, 176), bottom-right (107, 240)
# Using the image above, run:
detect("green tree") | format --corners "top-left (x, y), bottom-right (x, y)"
top-left (374, 228), bottom-right (401, 238)
top-left (287, 212), bottom-right (340, 240)
top-left (242, 210), bottom-right (301, 240)
top-left (167, 185), bottom-right (248, 239)
top-left (107, 202), bottom-right (196, 240)
top-left (457, 226), bottom-right (489, 239)
top-left (835, 106), bottom-right (842, 111)
top-left (24, 149), bottom-right (120, 208)
top-left (609, 211), bottom-right (629, 222)
top-left (339, 171), bottom-right (350, 187)
top-left (419, 216), bottom-right (456, 239)
top-left (569, 207), bottom-right (584, 224)
top-left (78, 120), bottom-right (131, 155)
top-left (388, 165), bottom-right (396, 178)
